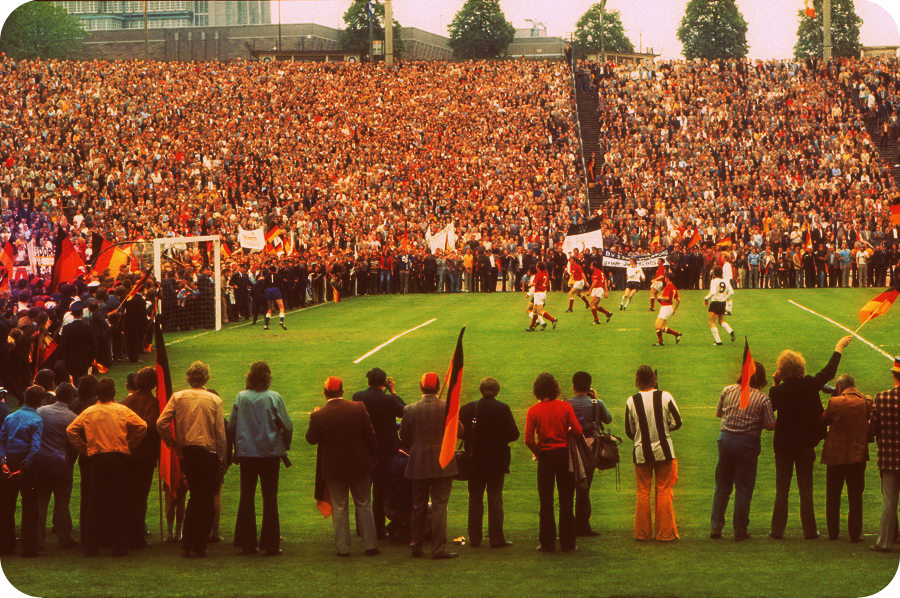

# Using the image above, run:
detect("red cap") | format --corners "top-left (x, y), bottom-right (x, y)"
top-left (323, 376), bottom-right (343, 394)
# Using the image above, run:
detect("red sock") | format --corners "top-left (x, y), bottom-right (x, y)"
top-left (591, 308), bottom-right (598, 322)
top-left (544, 313), bottom-right (556, 322)
top-left (650, 298), bottom-right (656, 309)
top-left (530, 314), bottom-right (538, 328)
top-left (568, 299), bottom-right (574, 310)
top-left (656, 330), bottom-right (664, 343)
top-left (598, 306), bottom-right (611, 317)
top-left (666, 327), bottom-right (680, 337)
top-left (581, 296), bottom-right (590, 306)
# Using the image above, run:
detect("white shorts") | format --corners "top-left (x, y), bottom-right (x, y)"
top-left (658, 305), bottom-right (674, 320)
top-left (533, 291), bottom-right (547, 306)
top-left (590, 287), bottom-right (605, 299)
top-left (571, 280), bottom-right (585, 291)
top-left (651, 280), bottom-right (663, 292)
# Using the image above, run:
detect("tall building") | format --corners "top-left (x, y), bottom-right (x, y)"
top-left (54, 1), bottom-right (270, 32)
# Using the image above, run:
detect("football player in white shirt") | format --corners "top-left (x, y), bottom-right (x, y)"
top-left (704, 266), bottom-right (735, 346)
top-left (721, 258), bottom-right (734, 314)
top-left (619, 258), bottom-right (645, 311)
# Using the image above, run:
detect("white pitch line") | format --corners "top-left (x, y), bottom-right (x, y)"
top-left (167, 301), bottom-right (331, 346)
top-left (787, 300), bottom-right (893, 360)
top-left (353, 318), bottom-right (437, 364)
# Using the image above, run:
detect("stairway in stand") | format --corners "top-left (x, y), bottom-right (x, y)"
top-left (574, 80), bottom-right (609, 216)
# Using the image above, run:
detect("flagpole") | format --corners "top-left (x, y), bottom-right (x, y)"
top-left (158, 459), bottom-right (164, 542)
top-left (852, 309), bottom-right (879, 336)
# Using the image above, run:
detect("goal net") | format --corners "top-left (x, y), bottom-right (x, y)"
top-left (152, 236), bottom-right (223, 332)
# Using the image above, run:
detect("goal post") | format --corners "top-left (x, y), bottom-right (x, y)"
top-left (152, 235), bottom-right (222, 332)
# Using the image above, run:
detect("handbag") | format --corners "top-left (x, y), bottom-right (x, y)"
top-left (591, 399), bottom-right (621, 471)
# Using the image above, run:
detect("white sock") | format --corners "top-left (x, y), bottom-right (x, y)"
top-left (711, 327), bottom-right (721, 343)
top-left (726, 300), bottom-right (733, 312)
top-left (722, 322), bottom-right (733, 334)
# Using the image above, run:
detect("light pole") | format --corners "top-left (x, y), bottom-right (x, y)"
top-left (278, 0), bottom-right (282, 52)
top-left (599, 0), bottom-right (606, 61)
top-left (385, 0), bottom-right (393, 66)
top-left (823, 0), bottom-right (832, 61)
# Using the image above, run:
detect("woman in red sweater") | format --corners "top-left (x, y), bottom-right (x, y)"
top-left (525, 373), bottom-right (582, 552)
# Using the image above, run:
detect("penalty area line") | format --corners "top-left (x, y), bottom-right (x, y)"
top-left (353, 318), bottom-right (438, 364)
top-left (167, 301), bottom-right (331, 346)
top-left (787, 300), bottom-right (893, 361)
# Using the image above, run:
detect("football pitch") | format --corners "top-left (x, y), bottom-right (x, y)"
top-left (4, 288), bottom-right (900, 598)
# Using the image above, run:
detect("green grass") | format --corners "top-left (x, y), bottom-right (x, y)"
top-left (3, 288), bottom-right (900, 597)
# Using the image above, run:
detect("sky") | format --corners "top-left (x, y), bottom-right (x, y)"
top-left (274, 0), bottom-right (900, 59)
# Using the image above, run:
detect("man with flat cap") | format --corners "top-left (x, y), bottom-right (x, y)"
top-left (353, 367), bottom-right (405, 539)
top-left (400, 372), bottom-right (461, 560)
top-left (307, 376), bottom-right (379, 557)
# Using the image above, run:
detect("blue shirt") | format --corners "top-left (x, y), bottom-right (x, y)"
top-left (0, 406), bottom-right (43, 470)
top-left (748, 251), bottom-right (760, 266)
top-left (566, 394), bottom-right (612, 435)
top-left (838, 249), bottom-right (851, 266)
top-left (227, 390), bottom-right (293, 458)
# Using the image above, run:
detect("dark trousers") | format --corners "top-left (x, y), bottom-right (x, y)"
top-left (372, 458), bottom-right (389, 538)
top-left (0, 473), bottom-right (38, 556)
top-left (771, 452), bottom-right (818, 538)
top-left (126, 458), bottom-right (156, 547)
top-left (36, 472), bottom-right (74, 548)
top-left (410, 477), bottom-right (452, 556)
top-left (467, 472), bottom-right (505, 546)
top-left (537, 448), bottom-right (576, 551)
top-left (84, 453), bottom-right (129, 555)
top-left (574, 468), bottom-right (595, 534)
top-left (181, 446), bottom-right (220, 556)
top-left (234, 457), bottom-right (280, 553)
top-left (825, 462), bottom-right (866, 541)
top-left (710, 431), bottom-right (760, 535)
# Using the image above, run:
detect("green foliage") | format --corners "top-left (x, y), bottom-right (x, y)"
top-left (677, 0), bottom-right (748, 60)
top-left (794, 0), bottom-right (862, 59)
top-left (0, 1), bottom-right (84, 60)
top-left (338, 0), bottom-right (404, 60)
top-left (448, 0), bottom-right (516, 60)
top-left (574, 4), bottom-right (635, 54)
top-left (4, 289), bottom-right (899, 597)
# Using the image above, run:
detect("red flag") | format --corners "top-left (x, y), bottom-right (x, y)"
top-left (716, 236), bottom-right (733, 248)
top-left (50, 226), bottom-right (85, 292)
top-left (859, 285), bottom-right (899, 325)
top-left (438, 327), bottom-right (465, 469)
top-left (805, 230), bottom-right (812, 250)
top-left (155, 317), bottom-right (181, 498)
top-left (401, 230), bottom-right (409, 252)
top-left (221, 241), bottom-right (233, 259)
top-left (739, 338), bottom-right (756, 410)
top-left (891, 195), bottom-right (900, 226)
top-left (805, 0), bottom-right (816, 18)
top-left (0, 242), bottom-right (13, 294)
top-left (688, 230), bottom-right (701, 248)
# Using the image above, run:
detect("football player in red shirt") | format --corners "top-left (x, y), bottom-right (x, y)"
top-left (587, 265), bottom-right (613, 325)
top-left (649, 258), bottom-right (667, 311)
top-left (527, 262), bottom-right (558, 332)
top-left (653, 277), bottom-right (683, 346)
top-left (565, 257), bottom-right (590, 313)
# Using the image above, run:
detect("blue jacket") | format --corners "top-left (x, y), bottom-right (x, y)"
top-left (227, 389), bottom-right (293, 458)
top-left (0, 406), bottom-right (43, 471)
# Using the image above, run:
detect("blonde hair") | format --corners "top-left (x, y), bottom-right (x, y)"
top-left (776, 350), bottom-right (806, 381)
top-left (186, 361), bottom-right (210, 388)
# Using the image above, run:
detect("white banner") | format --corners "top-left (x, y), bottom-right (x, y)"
top-left (562, 217), bottom-right (605, 256)
top-left (602, 249), bottom-right (669, 269)
top-left (426, 222), bottom-right (457, 254)
top-left (238, 226), bottom-right (265, 252)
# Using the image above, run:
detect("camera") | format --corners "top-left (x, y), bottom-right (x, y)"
top-left (822, 384), bottom-right (836, 395)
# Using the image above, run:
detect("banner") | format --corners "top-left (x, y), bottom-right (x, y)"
top-left (238, 226), bottom-right (265, 252)
top-left (602, 249), bottom-right (669, 269)
top-left (562, 216), bottom-right (605, 256)
top-left (426, 222), bottom-right (457, 255)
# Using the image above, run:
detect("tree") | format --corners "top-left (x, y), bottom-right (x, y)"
top-left (574, 4), bottom-right (635, 54)
top-left (448, 0), bottom-right (516, 60)
top-left (677, 0), bottom-right (748, 60)
top-left (338, 0), bottom-right (404, 60)
top-left (794, 0), bottom-right (862, 59)
top-left (0, 1), bottom-right (84, 60)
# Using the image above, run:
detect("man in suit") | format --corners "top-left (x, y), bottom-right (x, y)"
top-left (869, 357), bottom-right (900, 552)
top-left (58, 302), bottom-right (95, 380)
top-left (352, 367), bottom-right (405, 539)
top-left (459, 377), bottom-right (519, 548)
top-left (400, 372), bottom-right (460, 559)
top-left (307, 376), bottom-right (379, 557)
top-left (124, 290), bottom-right (148, 363)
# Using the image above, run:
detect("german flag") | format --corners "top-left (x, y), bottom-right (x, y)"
top-left (221, 241), bottom-right (232, 259)
top-left (739, 338), bottom-right (756, 410)
top-left (716, 236), bottom-right (733, 248)
top-left (108, 268), bottom-right (153, 315)
top-left (50, 226), bottom-right (85, 292)
top-left (0, 241), bottom-right (13, 294)
top-left (859, 285), bottom-right (899, 325)
top-left (688, 230), bottom-right (701, 248)
top-left (438, 327), bottom-right (465, 469)
top-left (155, 317), bottom-right (181, 499)
top-left (90, 237), bottom-right (131, 280)
top-left (265, 227), bottom-right (284, 255)
top-left (892, 195), bottom-right (900, 226)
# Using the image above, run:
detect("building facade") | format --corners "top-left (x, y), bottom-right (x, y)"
top-left (54, 1), bottom-right (270, 32)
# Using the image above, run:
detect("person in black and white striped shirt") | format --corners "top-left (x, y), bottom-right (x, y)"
top-left (624, 365), bottom-right (682, 542)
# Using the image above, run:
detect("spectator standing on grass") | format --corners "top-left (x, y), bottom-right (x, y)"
top-left (625, 365), bottom-right (682, 542)
top-left (121, 367), bottom-right (160, 550)
top-left (868, 357), bottom-right (900, 553)
top-left (157, 361), bottom-right (227, 558)
top-left (459, 376), bottom-right (519, 548)
top-left (229, 361), bottom-right (292, 556)
top-left (352, 367), bottom-right (405, 539)
top-left (307, 376), bottom-right (379, 557)
top-left (821, 374), bottom-right (871, 543)
top-left (525, 372), bottom-right (581, 552)
top-left (66, 378), bottom-right (147, 557)
top-left (34, 382), bottom-right (78, 550)
top-left (710, 361), bottom-right (774, 541)
top-left (769, 335), bottom-right (852, 540)
top-left (566, 371), bottom-right (611, 537)
top-left (400, 372), bottom-right (460, 559)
